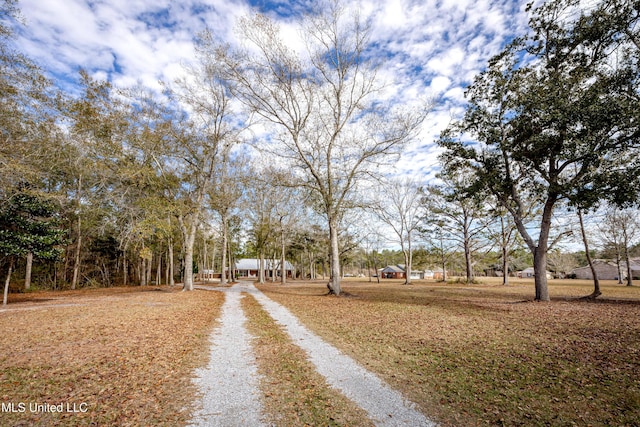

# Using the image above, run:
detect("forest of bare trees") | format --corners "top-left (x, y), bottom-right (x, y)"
top-left (1, 0), bottom-right (639, 303)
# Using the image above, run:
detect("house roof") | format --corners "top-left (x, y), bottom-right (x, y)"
top-left (235, 258), bottom-right (294, 271)
top-left (381, 265), bottom-right (405, 273)
top-left (572, 259), bottom-right (640, 272)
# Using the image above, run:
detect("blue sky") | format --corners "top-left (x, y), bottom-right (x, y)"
top-left (11, 0), bottom-right (531, 180)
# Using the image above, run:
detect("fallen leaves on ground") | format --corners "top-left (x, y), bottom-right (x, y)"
top-left (257, 279), bottom-right (640, 427)
top-left (0, 286), bottom-right (223, 427)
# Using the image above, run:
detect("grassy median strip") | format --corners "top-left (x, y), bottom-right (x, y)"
top-left (0, 286), bottom-right (224, 427)
top-left (258, 279), bottom-right (640, 427)
top-left (240, 292), bottom-right (372, 426)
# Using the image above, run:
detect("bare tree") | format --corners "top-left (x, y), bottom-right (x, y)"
top-left (546, 249), bottom-right (577, 280)
top-left (208, 149), bottom-right (244, 286)
top-left (423, 170), bottom-right (491, 283)
top-left (599, 207), bottom-right (640, 286)
top-left (212, 0), bottom-right (425, 295)
top-left (164, 46), bottom-right (241, 291)
top-left (372, 178), bottom-right (423, 284)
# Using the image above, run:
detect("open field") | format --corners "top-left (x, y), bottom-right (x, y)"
top-left (1, 279), bottom-right (639, 426)
top-left (0, 286), bottom-right (223, 426)
top-left (257, 278), bottom-right (640, 426)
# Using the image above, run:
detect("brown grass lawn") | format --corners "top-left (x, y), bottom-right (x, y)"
top-left (1, 279), bottom-right (638, 427)
top-left (0, 286), bottom-right (223, 427)
top-left (257, 278), bottom-right (640, 427)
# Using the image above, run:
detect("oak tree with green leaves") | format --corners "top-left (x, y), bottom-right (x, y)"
top-left (439, 0), bottom-right (640, 301)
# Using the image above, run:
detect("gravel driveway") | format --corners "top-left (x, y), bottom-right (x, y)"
top-left (190, 282), bottom-right (437, 427)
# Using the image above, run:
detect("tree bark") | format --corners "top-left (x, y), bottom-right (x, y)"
top-left (501, 215), bottom-right (510, 285)
top-left (182, 223), bottom-right (197, 291)
top-left (623, 226), bottom-right (633, 286)
top-left (513, 194), bottom-right (555, 302)
top-left (3, 259), bottom-right (13, 305)
top-left (502, 245), bottom-right (509, 286)
top-left (615, 245), bottom-right (623, 284)
top-left (281, 230), bottom-right (286, 285)
top-left (156, 252), bottom-right (162, 285)
top-left (578, 209), bottom-right (601, 298)
top-left (168, 241), bottom-right (175, 287)
top-left (220, 218), bottom-right (227, 286)
top-left (123, 256), bottom-right (128, 286)
top-left (402, 248), bottom-right (411, 285)
top-left (228, 242), bottom-right (234, 282)
top-left (259, 251), bottom-right (265, 284)
top-left (140, 257), bottom-right (146, 286)
top-left (25, 251), bottom-right (33, 290)
top-left (464, 237), bottom-right (473, 283)
top-left (533, 247), bottom-right (549, 301)
top-left (328, 218), bottom-right (342, 295)
top-left (71, 214), bottom-right (82, 290)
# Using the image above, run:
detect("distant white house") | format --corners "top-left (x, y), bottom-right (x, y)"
top-left (235, 258), bottom-right (294, 279)
top-left (517, 267), bottom-right (553, 279)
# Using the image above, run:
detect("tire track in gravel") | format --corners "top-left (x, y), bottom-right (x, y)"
top-left (189, 285), bottom-right (266, 427)
top-left (243, 282), bottom-right (437, 427)
top-left (193, 281), bottom-right (437, 426)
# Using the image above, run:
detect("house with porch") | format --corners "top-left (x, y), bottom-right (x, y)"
top-left (235, 258), bottom-right (294, 279)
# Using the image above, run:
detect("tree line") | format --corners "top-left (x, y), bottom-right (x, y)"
top-left (1, 0), bottom-right (639, 303)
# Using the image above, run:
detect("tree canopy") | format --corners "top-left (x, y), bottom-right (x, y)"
top-left (439, 0), bottom-right (640, 300)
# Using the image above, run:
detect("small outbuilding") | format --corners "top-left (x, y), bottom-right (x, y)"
top-left (381, 265), bottom-right (406, 279)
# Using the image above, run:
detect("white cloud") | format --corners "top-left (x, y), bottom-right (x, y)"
top-left (12, 0), bottom-right (531, 181)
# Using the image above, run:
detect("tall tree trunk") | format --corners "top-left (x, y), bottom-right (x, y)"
top-left (123, 256), bottom-right (128, 286)
top-left (71, 214), bottom-right (82, 290)
top-left (578, 209), bottom-right (601, 298)
top-left (528, 196), bottom-right (555, 302)
top-left (183, 243), bottom-right (194, 290)
top-left (501, 216), bottom-right (509, 285)
top-left (614, 244), bottom-right (623, 284)
top-left (156, 252), bottom-right (162, 286)
top-left (25, 251), bottom-right (33, 290)
top-left (402, 248), bottom-right (411, 285)
top-left (178, 215), bottom-right (197, 291)
top-left (373, 254), bottom-right (380, 284)
top-left (502, 245), bottom-right (509, 286)
top-left (140, 257), bottom-right (146, 286)
top-left (407, 235), bottom-right (413, 284)
top-left (271, 255), bottom-right (276, 282)
top-left (168, 242), bottom-right (175, 287)
top-left (464, 240), bottom-right (473, 283)
top-left (625, 248), bottom-right (633, 286)
top-left (202, 238), bottom-right (207, 282)
top-left (228, 242), bottom-right (234, 282)
top-left (165, 250), bottom-right (170, 286)
top-left (328, 218), bottom-right (342, 295)
top-left (281, 230), bottom-right (286, 285)
top-left (533, 247), bottom-right (549, 301)
top-left (220, 219), bottom-right (227, 286)
top-left (623, 226), bottom-right (633, 286)
top-left (3, 258), bottom-right (13, 305)
top-left (259, 251), bottom-right (265, 284)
